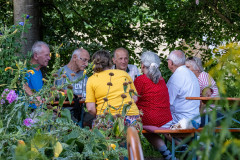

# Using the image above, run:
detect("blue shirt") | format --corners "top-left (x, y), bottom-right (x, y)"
top-left (25, 68), bottom-right (43, 109)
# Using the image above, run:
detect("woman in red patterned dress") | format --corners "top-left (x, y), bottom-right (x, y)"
top-left (134, 51), bottom-right (174, 160)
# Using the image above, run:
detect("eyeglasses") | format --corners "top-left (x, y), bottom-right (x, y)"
top-left (79, 57), bottom-right (89, 63)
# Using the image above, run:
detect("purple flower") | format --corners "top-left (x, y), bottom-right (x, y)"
top-left (6, 90), bottom-right (18, 104)
top-left (1, 99), bottom-right (5, 104)
top-left (19, 22), bottom-right (24, 26)
top-left (26, 15), bottom-right (30, 19)
top-left (4, 89), bottom-right (9, 92)
top-left (23, 118), bottom-right (35, 127)
top-left (196, 0), bottom-right (199, 5)
top-left (1, 88), bottom-right (9, 97)
top-left (0, 32), bottom-right (3, 36)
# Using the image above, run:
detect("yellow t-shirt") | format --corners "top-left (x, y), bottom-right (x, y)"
top-left (85, 69), bottom-right (139, 116)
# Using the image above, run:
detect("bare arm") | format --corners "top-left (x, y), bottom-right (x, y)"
top-left (23, 83), bottom-right (42, 106)
top-left (133, 95), bottom-right (138, 103)
top-left (23, 83), bottom-right (33, 96)
top-left (86, 102), bottom-right (96, 117)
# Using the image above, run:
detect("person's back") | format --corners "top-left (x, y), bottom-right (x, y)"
top-left (86, 69), bottom-right (139, 116)
top-left (134, 51), bottom-right (172, 127)
top-left (167, 50), bottom-right (200, 124)
top-left (167, 65), bottom-right (200, 124)
top-left (135, 51), bottom-right (175, 160)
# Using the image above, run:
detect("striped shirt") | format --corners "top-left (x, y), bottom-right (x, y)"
top-left (198, 71), bottom-right (219, 97)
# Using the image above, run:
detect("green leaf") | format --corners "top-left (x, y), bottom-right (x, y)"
top-left (123, 84), bottom-right (128, 93)
top-left (129, 91), bottom-right (132, 98)
top-left (92, 128), bottom-right (105, 138)
top-left (121, 104), bottom-right (130, 116)
top-left (62, 109), bottom-right (71, 121)
top-left (58, 93), bottom-right (65, 107)
top-left (133, 91), bottom-right (140, 97)
top-left (67, 89), bottom-right (73, 104)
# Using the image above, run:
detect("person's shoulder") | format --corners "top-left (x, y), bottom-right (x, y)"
top-left (128, 64), bottom-right (138, 69)
top-left (57, 65), bottom-right (67, 74)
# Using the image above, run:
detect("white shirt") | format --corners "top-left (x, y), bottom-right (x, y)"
top-left (112, 64), bottom-right (140, 82)
top-left (167, 65), bottom-right (200, 124)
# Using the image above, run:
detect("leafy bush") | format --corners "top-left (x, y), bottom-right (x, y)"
top-left (0, 23), bottom-right (128, 159)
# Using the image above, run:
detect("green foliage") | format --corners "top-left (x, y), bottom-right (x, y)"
top-left (184, 44), bottom-right (240, 160)
top-left (0, 15), bottom-right (31, 93)
top-left (0, 27), bottom-right (125, 159)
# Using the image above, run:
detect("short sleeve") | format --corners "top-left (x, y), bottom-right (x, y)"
top-left (85, 77), bottom-right (96, 103)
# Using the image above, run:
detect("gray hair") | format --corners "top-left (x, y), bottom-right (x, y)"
top-left (71, 48), bottom-right (81, 60)
top-left (71, 48), bottom-right (86, 60)
top-left (168, 50), bottom-right (185, 66)
top-left (113, 47), bottom-right (129, 58)
top-left (186, 56), bottom-right (204, 72)
top-left (141, 51), bottom-right (161, 84)
top-left (31, 41), bottom-right (49, 56)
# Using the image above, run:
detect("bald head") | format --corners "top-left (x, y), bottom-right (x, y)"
top-left (113, 47), bottom-right (129, 71)
top-left (71, 48), bottom-right (89, 60)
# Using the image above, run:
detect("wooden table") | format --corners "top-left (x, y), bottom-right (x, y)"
top-left (51, 100), bottom-right (85, 106)
top-left (186, 97), bottom-right (240, 105)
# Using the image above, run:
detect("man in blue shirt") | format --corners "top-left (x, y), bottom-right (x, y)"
top-left (24, 41), bottom-right (51, 108)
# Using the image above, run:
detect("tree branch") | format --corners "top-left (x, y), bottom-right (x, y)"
top-left (208, 3), bottom-right (232, 25)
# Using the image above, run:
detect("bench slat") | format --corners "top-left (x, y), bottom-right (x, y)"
top-left (142, 128), bottom-right (240, 134)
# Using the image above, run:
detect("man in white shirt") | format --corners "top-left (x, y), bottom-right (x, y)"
top-left (167, 50), bottom-right (200, 124)
top-left (112, 47), bottom-right (140, 81)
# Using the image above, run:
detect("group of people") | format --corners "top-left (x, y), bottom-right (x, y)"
top-left (25, 41), bottom-right (219, 160)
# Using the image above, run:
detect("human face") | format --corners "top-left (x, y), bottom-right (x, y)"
top-left (36, 45), bottom-right (51, 67)
top-left (75, 50), bottom-right (90, 71)
top-left (113, 50), bottom-right (129, 71)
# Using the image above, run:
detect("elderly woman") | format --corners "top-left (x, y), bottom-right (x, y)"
top-left (134, 51), bottom-right (174, 160)
top-left (185, 56), bottom-right (219, 97)
top-left (186, 56), bottom-right (221, 126)
top-left (85, 50), bottom-right (140, 127)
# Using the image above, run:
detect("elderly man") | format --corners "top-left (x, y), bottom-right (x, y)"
top-left (167, 50), bottom-right (200, 125)
top-left (24, 41), bottom-right (51, 108)
top-left (56, 48), bottom-right (93, 127)
top-left (112, 47), bottom-right (140, 81)
top-left (56, 48), bottom-right (90, 97)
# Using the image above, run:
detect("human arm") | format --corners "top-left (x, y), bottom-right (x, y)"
top-left (23, 83), bottom-right (42, 106)
top-left (166, 81), bottom-right (179, 106)
top-left (86, 102), bottom-right (96, 117)
top-left (133, 76), bottom-right (144, 103)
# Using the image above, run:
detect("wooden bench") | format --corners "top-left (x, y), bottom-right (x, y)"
top-left (142, 127), bottom-right (240, 160)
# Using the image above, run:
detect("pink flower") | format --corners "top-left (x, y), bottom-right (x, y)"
top-left (23, 118), bottom-right (35, 127)
top-left (6, 90), bottom-right (18, 104)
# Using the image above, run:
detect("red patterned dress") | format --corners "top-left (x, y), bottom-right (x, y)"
top-left (134, 74), bottom-right (172, 127)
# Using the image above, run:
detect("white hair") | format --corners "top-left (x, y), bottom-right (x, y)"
top-left (71, 48), bottom-right (83, 60)
top-left (31, 41), bottom-right (49, 56)
top-left (141, 51), bottom-right (161, 84)
top-left (186, 56), bottom-right (204, 72)
top-left (168, 50), bottom-right (185, 66)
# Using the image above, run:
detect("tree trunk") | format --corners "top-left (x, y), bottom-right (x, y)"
top-left (13, 0), bottom-right (40, 55)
